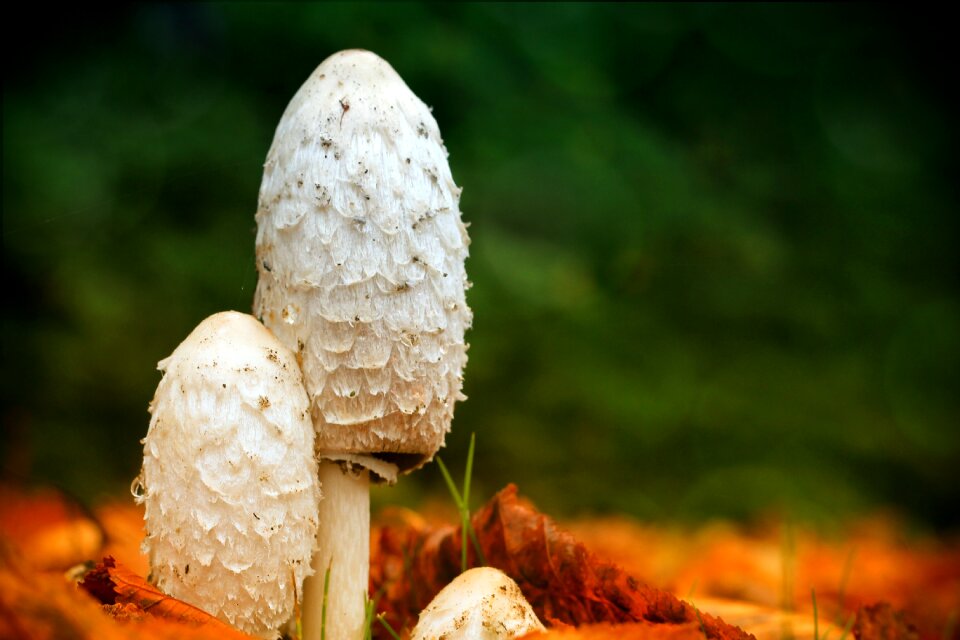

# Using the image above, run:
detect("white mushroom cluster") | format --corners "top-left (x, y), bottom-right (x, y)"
top-left (138, 311), bottom-right (319, 639)
top-left (254, 49), bottom-right (472, 472)
top-left (137, 49), bottom-right (474, 640)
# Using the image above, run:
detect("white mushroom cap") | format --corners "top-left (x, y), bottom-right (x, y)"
top-left (254, 49), bottom-right (471, 474)
top-left (410, 567), bottom-right (545, 640)
top-left (138, 311), bottom-right (320, 639)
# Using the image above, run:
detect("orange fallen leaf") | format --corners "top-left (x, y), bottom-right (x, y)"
top-left (1, 544), bottom-right (258, 640)
top-left (854, 602), bottom-right (921, 640)
top-left (569, 514), bottom-right (960, 640)
top-left (520, 621), bottom-right (707, 640)
top-left (80, 556), bottom-right (254, 640)
top-left (685, 597), bottom-right (842, 640)
top-left (0, 544), bottom-right (127, 640)
top-left (372, 484), bottom-right (754, 640)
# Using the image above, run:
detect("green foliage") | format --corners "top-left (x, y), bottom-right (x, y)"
top-left (436, 433), bottom-right (486, 572)
top-left (2, 4), bottom-right (957, 528)
top-left (376, 614), bottom-right (402, 640)
top-left (812, 588), bottom-right (820, 640)
top-left (362, 595), bottom-right (375, 640)
top-left (321, 562), bottom-right (331, 640)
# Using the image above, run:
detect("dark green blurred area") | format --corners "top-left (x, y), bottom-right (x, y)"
top-left (3, 4), bottom-right (958, 529)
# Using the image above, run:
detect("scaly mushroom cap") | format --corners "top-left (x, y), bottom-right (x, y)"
top-left (254, 49), bottom-right (471, 474)
top-left (410, 567), bottom-right (545, 640)
top-left (138, 311), bottom-right (320, 639)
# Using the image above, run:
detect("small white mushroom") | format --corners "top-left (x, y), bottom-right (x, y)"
top-left (410, 567), bottom-right (545, 640)
top-left (137, 311), bottom-right (320, 639)
top-left (253, 49), bottom-right (471, 640)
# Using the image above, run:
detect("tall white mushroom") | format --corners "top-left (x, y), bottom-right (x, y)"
top-left (254, 50), bottom-right (471, 640)
top-left (137, 311), bottom-right (320, 639)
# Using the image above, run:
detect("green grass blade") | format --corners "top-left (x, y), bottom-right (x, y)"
top-left (377, 614), bottom-right (402, 640)
top-left (362, 596), bottom-right (374, 640)
top-left (463, 433), bottom-right (475, 511)
top-left (812, 588), bottom-right (819, 640)
top-left (461, 513), bottom-right (469, 571)
top-left (438, 436), bottom-right (487, 572)
top-left (435, 456), bottom-right (464, 508)
top-left (321, 560), bottom-right (332, 640)
top-left (837, 612), bottom-right (855, 640)
top-left (461, 433), bottom-right (477, 571)
top-left (694, 607), bottom-right (707, 638)
top-left (467, 523), bottom-right (486, 566)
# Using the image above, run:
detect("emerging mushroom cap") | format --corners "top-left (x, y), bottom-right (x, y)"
top-left (138, 311), bottom-right (319, 639)
top-left (254, 49), bottom-right (471, 475)
top-left (410, 567), bottom-right (545, 640)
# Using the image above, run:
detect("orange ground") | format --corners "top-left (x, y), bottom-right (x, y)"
top-left (1, 484), bottom-right (957, 640)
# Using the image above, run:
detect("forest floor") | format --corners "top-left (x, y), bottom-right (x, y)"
top-left (1, 483), bottom-right (957, 640)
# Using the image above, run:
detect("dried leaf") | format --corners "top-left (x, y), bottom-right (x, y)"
top-left (853, 603), bottom-right (921, 640)
top-left (80, 556), bottom-right (254, 640)
top-left (1, 545), bottom-right (249, 640)
top-left (0, 544), bottom-right (128, 640)
top-left (569, 513), bottom-right (960, 639)
top-left (520, 621), bottom-right (707, 640)
top-left (686, 597), bottom-right (842, 640)
top-left (371, 484), bottom-right (754, 640)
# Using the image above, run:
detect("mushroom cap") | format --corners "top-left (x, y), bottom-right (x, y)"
top-left (139, 311), bottom-right (319, 639)
top-left (254, 49), bottom-right (471, 475)
top-left (410, 567), bottom-right (545, 640)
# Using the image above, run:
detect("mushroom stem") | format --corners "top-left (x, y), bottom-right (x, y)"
top-left (302, 461), bottom-right (370, 640)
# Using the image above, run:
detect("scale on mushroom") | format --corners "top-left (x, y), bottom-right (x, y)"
top-left (254, 50), bottom-right (472, 640)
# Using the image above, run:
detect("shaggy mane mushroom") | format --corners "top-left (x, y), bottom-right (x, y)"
top-left (254, 49), bottom-right (471, 640)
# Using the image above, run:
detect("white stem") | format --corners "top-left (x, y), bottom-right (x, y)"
top-left (302, 461), bottom-right (370, 640)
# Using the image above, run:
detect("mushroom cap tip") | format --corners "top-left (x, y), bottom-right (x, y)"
top-left (164, 311), bottom-right (285, 373)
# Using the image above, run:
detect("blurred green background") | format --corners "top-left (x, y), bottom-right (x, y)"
top-left (3, 3), bottom-right (957, 529)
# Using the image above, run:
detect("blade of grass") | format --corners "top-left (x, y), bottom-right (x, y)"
top-left (460, 433), bottom-right (477, 571)
top-left (321, 560), bottom-right (332, 640)
top-left (377, 613), bottom-right (402, 640)
top-left (362, 595), bottom-right (375, 640)
top-left (467, 524), bottom-right (486, 566)
top-left (436, 434), bottom-right (486, 572)
top-left (437, 455), bottom-right (469, 571)
top-left (435, 457), bottom-right (464, 508)
top-left (812, 588), bottom-right (820, 640)
top-left (463, 433), bottom-right (475, 512)
top-left (693, 607), bottom-right (707, 639)
top-left (460, 510), bottom-right (467, 571)
top-left (837, 611), bottom-right (855, 640)
top-left (462, 433), bottom-right (486, 566)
